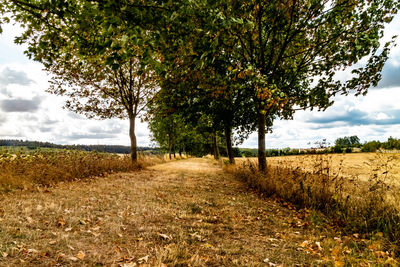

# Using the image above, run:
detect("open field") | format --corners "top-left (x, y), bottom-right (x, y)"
top-left (229, 152), bottom-right (400, 252)
top-left (0, 158), bottom-right (395, 266)
top-left (236, 153), bottom-right (400, 184)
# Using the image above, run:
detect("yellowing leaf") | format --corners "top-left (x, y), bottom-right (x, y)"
top-left (76, 251), bottom-right (85, 260)
top-left (331, 248), bottom-right (341, 257)
top-left (57, 218), bottom-right (66, 227)
top-left (203, 243), bottom-right (213, 248)
top-left (300, 240), bottom-right (309, 248)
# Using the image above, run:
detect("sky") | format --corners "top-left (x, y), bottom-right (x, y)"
top-left (0, 16), bottom-right (399, 149)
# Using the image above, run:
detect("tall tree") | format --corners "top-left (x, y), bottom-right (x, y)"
top-left (1, 0), bottom-right (161, 162)
top-left (48, 54), bottom-right (157, 163)
top-left (195, 0), bottom-right (399, 172)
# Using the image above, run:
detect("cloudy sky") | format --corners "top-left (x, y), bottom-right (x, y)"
top-left (0, 16), bottom-right (399, 149)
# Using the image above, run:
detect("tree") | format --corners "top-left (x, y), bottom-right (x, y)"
top-left (147, 102), bottom-right (212, 158)
top-left (361, 140), bottom-right (381, 152)
top-left (192, 0), bottom-right (398, 172)
top-left (48, 54), bottom-right (158, 163)
top-left (156, 36), bottom-right (256, 164)
top-left (335, 136), bottom-right (361, 148)
top-left (3, 0), bottom-right (399, 171)
top-left (1, 0), bottom-right (160, 163)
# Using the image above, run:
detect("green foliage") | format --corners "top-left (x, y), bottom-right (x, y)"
top-left (361, 141), bottom-right (381, 152)
top-left (1, 0), bottom-right (398, 170)
top-left (335, 136), bottom-right (361, 148)
top-left (0, 139), bottom-right (156, 154)
top-left (333, 145), bottom-right (344, 153)
top-left (382, 136), bottom-right (400, 150)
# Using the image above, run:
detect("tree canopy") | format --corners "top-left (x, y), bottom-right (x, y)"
top-left (1, 0), bottom-right (399, 170)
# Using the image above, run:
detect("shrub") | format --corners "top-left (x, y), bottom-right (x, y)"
top-left (242, 150), bottom-right (256, 157)
top-left (361, 141), bottom-right (381, 152)
top-left (333, 145), bottom-right (343, 153)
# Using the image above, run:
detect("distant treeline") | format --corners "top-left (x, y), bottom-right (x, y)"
top-left (235, 136), bottom-right (400, 157)
top-left (0, 139), bottom-right (157, 154)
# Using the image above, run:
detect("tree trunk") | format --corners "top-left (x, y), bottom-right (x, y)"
top-left (212, 132), bottom-right (220, 160)
top-left (258, 111), bottom-right (267, 173)
top-left (172, 136), bottom-right (176, 158)
top-left (129, 115), bottom-right (137, 163)
top-left (215, 134), bottom-right (220, 160)
top-left (224, 125), bottom-right (235, 164)
top-left (168, 133), bottom-right (172, 160)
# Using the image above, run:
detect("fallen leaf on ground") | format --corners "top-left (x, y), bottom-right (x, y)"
top-left (335, 260), bottom-right (345, 267)
top-left (137, 255), bottom-right (149, 263)
top-left (57, 218), bottom-right (66, 227)
top-left (202, 243), bottom-right (213, 248)
top-left (76, 251), bottom-right (85, 260)
top-left (27, 248), bottom-right (38, 254)
top-left (68, 256), bottom-right (78, 262)
top-left (331, 248), bottom-right (341, 257)
top-left (300, 240), bottom-right (310, 247)
top-left (26, 217), bottom-right (33, 224)
top-left (159, 233), bottom-right (171, 240)
top-left (114, 246), bottom-right (122, 253)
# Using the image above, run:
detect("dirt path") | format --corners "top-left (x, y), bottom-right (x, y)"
top-left (0, 158), bottom-right (380, 266)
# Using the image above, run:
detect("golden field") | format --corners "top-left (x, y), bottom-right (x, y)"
top-left (236, 152), bottom-right (400, 185)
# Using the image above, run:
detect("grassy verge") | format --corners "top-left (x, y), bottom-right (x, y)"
top-left (225, 153), bottom-right (400, 254)
top-left (0, 150), bottom-right (169, 192)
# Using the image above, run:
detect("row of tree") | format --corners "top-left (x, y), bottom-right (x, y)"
top-left (361, 137), bottom-right (400, 152)
top-left (235, 136), bottom-right (400, 157)
top-left (1, 1), bottom-right (398, 172)
top-left (0, 139), bottom-right (156, 154)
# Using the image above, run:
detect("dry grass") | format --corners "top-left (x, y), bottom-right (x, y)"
top-left (0, 158), bottom-right (397, 266)
top-left (0, 150), bottom-right (171, 192)
top-left (236, 153), bottom-right (400, 184)
top-left (228, 153), bottom-right (400, 257)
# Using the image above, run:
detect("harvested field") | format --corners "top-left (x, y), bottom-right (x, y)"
top-left (236, 153), bottom-right (400, 184)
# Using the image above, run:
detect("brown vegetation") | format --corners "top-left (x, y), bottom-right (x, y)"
top-left (0, 158), bottom-right (397, 266)
top-left (0, 150), bottom-right (168, 192)
top-left (239, 153), bottom-right (400, 184)
top-left (227, 153), bottom-right (400, 256)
